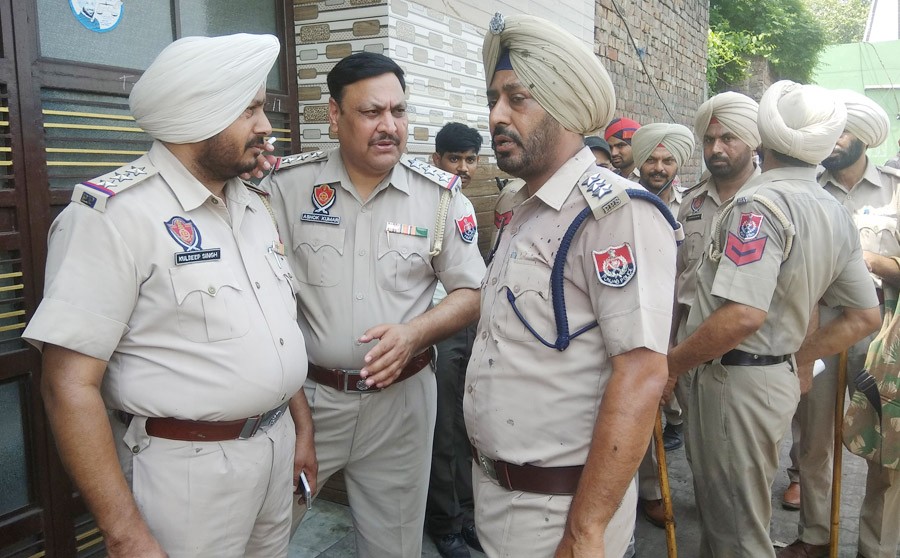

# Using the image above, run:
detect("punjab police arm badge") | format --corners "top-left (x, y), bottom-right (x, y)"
top-left (71, 156), bottom-right (158, 212)
top-left (724, 212), bottom-right (767, 266)
top-left (593, 243), bottom-right (636, 287)
top-left (456, 214), bottom-right (477, 243)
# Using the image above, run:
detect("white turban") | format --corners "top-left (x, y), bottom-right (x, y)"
top-left (694, 91), bottom-right (760, 149)
top-left (631, 123), bottom-right (695, 169)
top-left (758, 80), bottom-right (847, 165)
top-left (130, 34), bottom-right (279, 144)
top-left (834, 89), bottom-right (890, 148)
top-left (482, 13), bottom-right (615, 135)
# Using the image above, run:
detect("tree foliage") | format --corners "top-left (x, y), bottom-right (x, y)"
top-left (708, 0), bottom-right (826, 93)
top-left (803, 0), bottom-right (871, 45)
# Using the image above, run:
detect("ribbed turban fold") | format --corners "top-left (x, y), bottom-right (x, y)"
top-left (834, 89), bottom-right (890, 148)
top-left (694, 91), bottom-right (760, 149)
top-left (757, 80), bottom-right (847, 165)
top-left (631, 123), bottom-right (695, 169)
top-left (482, 14), bottom-right (615, 135)
top-left (130, 34), bottom-right (280, 144)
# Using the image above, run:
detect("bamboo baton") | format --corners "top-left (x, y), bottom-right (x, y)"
top-left (828, 349), bottom-right (849, 557)
top-left (653, 408), bottom-right (677, 558)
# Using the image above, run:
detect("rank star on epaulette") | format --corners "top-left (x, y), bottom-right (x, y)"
top-left (400, 155), bottom-right (461, 191)
top-left (581, 174), bottom-right (611, 198)
top-left (71, 158), bottom-right (158, 212)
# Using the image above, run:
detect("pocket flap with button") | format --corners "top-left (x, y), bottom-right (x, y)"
top-left (170, 261), bottom-right (242, 305)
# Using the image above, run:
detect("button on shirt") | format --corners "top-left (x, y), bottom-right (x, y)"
top-left (686, 166), bottom-right (878, 356)
top-left (262, 149), bottom-right (486, 369)
top-left (464, 148), bottom-right (676, 467)
top-left (23, 142), bottom-right (308, 420)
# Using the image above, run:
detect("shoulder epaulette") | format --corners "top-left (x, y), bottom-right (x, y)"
top-left (578, 171), bottom-right (630, 220)
top-left (71, 156), bottom-right (157, 212)
top-left (684, 175), bottom-right (710, 195)
top-left (399, 154), bottom-right (461, 192)
top-left (876, 164), bottom-right (900, 179)
top-left (272, 150), bottom-right (328, 172)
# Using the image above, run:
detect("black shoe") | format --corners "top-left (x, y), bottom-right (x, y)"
top-left (432, 533), bottom-right (471, 558)
top-left (663, 422), bottom-right (684, 451)
top-left (461, 523), bottom-right (484, 552)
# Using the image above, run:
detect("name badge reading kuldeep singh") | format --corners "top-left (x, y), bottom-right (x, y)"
top-left (386, 221), bottom-right (428, 237)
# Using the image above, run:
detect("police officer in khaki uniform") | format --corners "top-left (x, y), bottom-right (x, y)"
top-left (779, 91), bottom-right (900, 558)
top-left (666, 81), bottom-right (882, 558)
top-left (22, 35), bottom-right (314, 558)
top-left (673, 91), bottom-right (762, 412)
top-left (261, 53), bottom-right (485, 558)
top-left (465, 14), bottom-right (678, 557)
top-left (627, 122), bottom-right (695, 527)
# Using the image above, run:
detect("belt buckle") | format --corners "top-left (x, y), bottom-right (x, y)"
top-left (238, 415), bottom-right (263, 440)
top-left (342, 369), bottom-right (375, 392)
top-left (477, 452), bottom-right (498, 481)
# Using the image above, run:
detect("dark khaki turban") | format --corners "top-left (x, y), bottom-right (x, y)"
top-left (694, 92), bottom-right (760, 149)
top-left (834, 89), bottom-right (890, 148)
top-left (631, 123), bottom-right (695, 169)
top-left (130, 34), bottom-right (279, 144)
top-left (482, 13), bottom-right (615, 135)
top-left (758, 80), bottom-right (846, 165)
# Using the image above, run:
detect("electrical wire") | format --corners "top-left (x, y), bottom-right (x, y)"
top-left (608, 0), bottom-right (678, 122)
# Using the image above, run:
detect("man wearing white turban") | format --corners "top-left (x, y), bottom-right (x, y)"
top-left (669, 90), bottom-right (761, 449)
top-left (465, 13), bottom-right (677, 558)
top-left (21, 34), bottom-right (315, 557)
top-left (629, 121), bottom-right (695, 528)
top-left (666, 80), bottom-right (881, 557)
top-left (779, 90), bottom-right (900, 558)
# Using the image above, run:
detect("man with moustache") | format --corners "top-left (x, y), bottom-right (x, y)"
top-left (22, 34), bottom-right (314, 557)
top-left (666, 81), bottom-right (881, 557)
top-left (779, 90), bottom-right (900, 558)
top-left (605, 116), bottom-right (642, 180)
top-left (626, 122), bottom-right (695, 527)
top-left (262, 52), bottom-right (485, 558)
top-left (465, 13), bottom-right (677, 557)
top-left (426, 121), bottom-right (485, 558)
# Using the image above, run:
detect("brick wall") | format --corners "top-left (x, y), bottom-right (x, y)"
top-left (594, 0), bottom-right (709, 183)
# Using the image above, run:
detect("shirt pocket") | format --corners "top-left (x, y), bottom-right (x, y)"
top-left (169, 262), bottom-right (250, 343)
top-left (683, 228), bottom-right (707, 270)
top-left (291, 223), bottom-right (345, 287)
top-left (376, 231), bottom-right (431, 292)
top-left (264, 251), bottom-right (298, 321)
top-left (491, 258), bottom-right (553, 343)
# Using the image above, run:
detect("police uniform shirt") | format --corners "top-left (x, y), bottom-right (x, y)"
top-left (262, 149), bottom-right (486, 369)
top-left (23, 142), bottom-right (308, 420)
top-left (686, 166), bottom-right (878, 356)
top-left (819, 160), bottom-right (900, 285)
top-left (464, 147), bottom-right (677, 467)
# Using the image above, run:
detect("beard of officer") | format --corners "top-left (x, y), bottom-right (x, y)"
top-left (821, 133), bottom-right (867, 172)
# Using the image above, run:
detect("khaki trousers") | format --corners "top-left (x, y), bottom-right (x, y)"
top-left (688, 360), bottom-right (800, 558)
top-left (115, 410), bottom-right (295, 558)
top-left (858, 463), bottom-right (900, 558)
top-left (472, 463), bottom-right (636, 557)
top-left (294, 368), bottom-right (436, 558)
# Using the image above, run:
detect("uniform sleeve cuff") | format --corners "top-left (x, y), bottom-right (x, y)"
top-left (22, 297), bottom-right (127, 361)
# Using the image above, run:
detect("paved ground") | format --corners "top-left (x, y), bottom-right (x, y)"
top-left (289, 428), bottom-right (897, 557)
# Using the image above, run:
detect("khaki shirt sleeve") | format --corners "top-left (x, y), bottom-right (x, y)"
top-left (22, 205), bottom-right (138, 359)
top-left (709, 200), bottom-right (786, 312)
top-left (436, 191), bottom-right (486, 292)
top-left (581, 200), bottom-right (676, 357)
top-left (822, 228), bottom-right (880, 309)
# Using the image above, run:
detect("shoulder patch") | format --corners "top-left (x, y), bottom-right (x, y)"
top-left (272, 150), bottom-right (328, 172)
top-left (71, 157), bottom-right (157, 212)
top-left (578, 172), bottom-right (630, 220)
top-left (399, 154), bottom-right (461, 192)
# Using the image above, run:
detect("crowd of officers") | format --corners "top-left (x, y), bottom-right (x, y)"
top-left (18, 11), bottom-right (900, 558)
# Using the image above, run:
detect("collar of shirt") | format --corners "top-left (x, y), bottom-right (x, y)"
top-left (147, 141), bottom-right (254, 212)
top-left (745, 165), bottom-right (817, 190)
top-left (512, 146), bottom-right (596, 211)
top-left (315, 148), bottom-right (412, 199)
top-left (818, 157), bottom-right (885, 195)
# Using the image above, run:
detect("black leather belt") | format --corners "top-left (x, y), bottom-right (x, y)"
top-left (719, 349), bottom-right (790, 367)
top-left (307, 348), bottom-right (433, 392)
top-left (471, 445), bottom-right (583, 495)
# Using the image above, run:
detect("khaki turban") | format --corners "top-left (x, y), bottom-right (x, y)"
top-left (130, 34), bottom-right (279, 144)
top-left (694, 91), bottom-right (760, 149)
top-left (834, 89), bottom-right (890, 148)
top-left (482, 13), bottom-right (615, 134)
top-left (631, 123), bottom-right (695, 170)
top-left (758, 80), bottom-right (847, 165)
